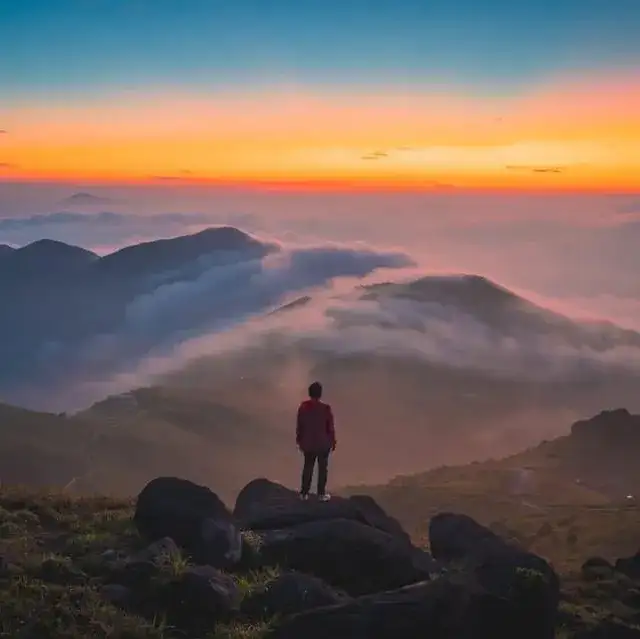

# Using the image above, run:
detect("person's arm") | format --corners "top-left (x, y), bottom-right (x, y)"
top-left (327, 404), bottom-right (336, 450)
top-left (296, 404), bottom-right (304, 448)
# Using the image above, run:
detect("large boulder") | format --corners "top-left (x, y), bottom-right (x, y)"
top-left (100, 583), bottom-right (133, 607)
top-left (172, 565), bottom-right (241, 619)
top-left (582, 557), bottom-right (615, 581)
top-left (133, 477), bottom-right (242, 568)
top-left (575, 620), bottom-right (640, 638)
top-left (616, 552), bottom-right (640, 579)
top-left (234, 478), bottom-right (410, 543)
top-left (242, 571), bottom-right (350, 619)
top-left (109, 537), bottom-right (181, 588)
top-left (258, 518), bottom-right (437, 596)
top-left (429, 512), bottom-right (559, 638)
top-left (143, 565), bottom-right (241, 636)
top-left (268, 573), bottom-right (545, 639)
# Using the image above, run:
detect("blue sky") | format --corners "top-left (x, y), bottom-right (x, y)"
top-left (2, 0), bottom-right (640, 101)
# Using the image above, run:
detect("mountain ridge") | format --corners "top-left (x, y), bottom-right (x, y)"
top-left (0, 226), bottom-right (277, 397)
top-left (340, 407), bottom-right (640, 573)
top-left (58, 192), bottom-right (116, 207)
top-left (0, 226), bottom-right (638, 446)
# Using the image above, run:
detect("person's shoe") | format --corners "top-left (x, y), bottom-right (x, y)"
top-left (299, 493), bottom-right (309, 501)
top-left (318, 493), bottom-right (331, 502)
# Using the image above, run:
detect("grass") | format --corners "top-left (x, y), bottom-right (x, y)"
top-left (342, 458), bottom-right (640, 574)
top-left (339, 452), bottom-right (640, 637)
top-left (233, 567), bottom-right (281, 600)
top-left (1, 474), bottom-right (640, 638)
top-left (0, 488), bottom-right (275, 639)
top-left (210, 621), bottom-right (275, 639)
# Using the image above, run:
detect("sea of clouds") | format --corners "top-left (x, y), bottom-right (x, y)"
top-left (1, 184), bottom-right (640, 410)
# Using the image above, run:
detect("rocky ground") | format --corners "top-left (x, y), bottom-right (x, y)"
top-left (0, 476), bottom-right (639, 638)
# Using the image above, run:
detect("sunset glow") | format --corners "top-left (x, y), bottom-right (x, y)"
top-left (1, 1), bottom-right (639, 192)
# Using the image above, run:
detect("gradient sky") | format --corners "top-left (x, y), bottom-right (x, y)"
top-left (1, 0), bottom-right (640, 190)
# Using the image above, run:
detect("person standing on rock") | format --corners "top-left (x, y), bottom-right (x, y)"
top-left (296, 381), bottom-right (336, 501)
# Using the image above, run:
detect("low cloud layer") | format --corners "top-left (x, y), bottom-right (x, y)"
top-left (63, 264), bottom-right (640, 414)
top-left (2, 186), bottom-right (640, 412)
top-left (117, 279), bottom-right (640, 384)
top-left (2, 235), bottom-right (415, 409)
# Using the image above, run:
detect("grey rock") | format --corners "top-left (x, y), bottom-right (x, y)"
top-left (268, 574), bottom-right (538, 639)
top-left (234, 478), bottom-right (411, 543)
top-left (174, 565), bottom-right (241, 618)
top-left (582, 557), bottom-right (615, 581)
top-left (108, 537), bottom-right (181, 588)
top-left (101, 549), bottom-right (118, 562)
top-left (133, 476), bottom-right (242, 568)
top-left (100, 584), bottom-right (133, 606)
top-left (201, 517), bottom-right (243, 567)
top-left (242, 571), bottom-right (350, 619)
top-left (616, 552), bottom-right (640, 580)
top-left (259, 518), bottom-right (437, 595)
top-left (429, 512), bottom-right (559, 639)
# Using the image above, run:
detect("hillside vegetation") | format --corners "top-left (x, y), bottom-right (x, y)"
top-left (343, 409), bottom-right (640, 573)
top-left (0, 479), bottom-right (639, 638)
top-left (1, 409), bottom-right (640, 637)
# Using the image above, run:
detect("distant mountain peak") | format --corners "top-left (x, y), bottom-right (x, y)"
top-left (20, 238), bottom-right (94, 253)
top-left (95, 225), bottom-right (274, 277)
top-left (570, 408), bottom-right (640, 441)
top-left (361, 273), bottom-right (521, 310)
top-left (59, 192), bottom-right (116, 207)
top-left (12, 239), bottom-right (98, 267)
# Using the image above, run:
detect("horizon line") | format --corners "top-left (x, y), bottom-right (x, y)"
top-left (2, 176), bottom-right (639, 196)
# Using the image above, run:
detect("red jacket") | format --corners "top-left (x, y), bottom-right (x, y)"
top-left (296, 399), bottom-right (336, 453)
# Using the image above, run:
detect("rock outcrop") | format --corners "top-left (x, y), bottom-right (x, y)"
top-left (267, 576), bottom-right (540, 639)
top-left (241, 571), bottom-right (350, 618)
top-left (258, 517), bottom-right (436, 595)
top-left (133, 476), bottom-right (242, 568)
top-left (117, 476), bottom-right (562, 637)
top-left (581, 557), bottom-right (615, 581)
top-left (429, 511), bottom-right (559, 638)
top-left (234, 478), bottom-right (411, 542)
top-left (616, 551), bottom-right (640, 580)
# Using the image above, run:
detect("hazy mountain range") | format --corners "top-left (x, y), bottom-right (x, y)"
top-left (1, 225), bottom-right (639, 409)
top-left (58, 192), bottom-right (117, 207)
top-left (0, 227), bottom-right (275, 401)
top-left (0, 226), bottom-right (639, 497)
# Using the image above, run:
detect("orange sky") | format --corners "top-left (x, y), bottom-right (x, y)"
top-left (1, 73), bottom-right (639, 191)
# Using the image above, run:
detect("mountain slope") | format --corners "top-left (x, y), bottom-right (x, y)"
top-left (341, 408), bottom-right (640, 571)
top-left (1, 268), bottom-right (627, 494)
top-left (0, 387), bottom-right (292, 501)
top-left (1, 445), bottom-right (640, 638)
top-left (94, 226), bottom-right (270, 278)
top-left (0, 239), bottom-right (97, 277)
top-left (0, 227), bottom-right (276, 398)
top-left (154, 273), bottom-right (640, 486)
top-left (280, 274), bottom-right (640, 353)
top-left (1, 223), bottom-right (639, 420)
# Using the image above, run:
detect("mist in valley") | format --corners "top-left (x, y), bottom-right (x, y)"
top-left (1, 183), bottom-right (640, 497)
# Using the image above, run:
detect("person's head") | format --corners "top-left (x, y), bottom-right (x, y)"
top-left (308, 381), bottom-right (323, 400)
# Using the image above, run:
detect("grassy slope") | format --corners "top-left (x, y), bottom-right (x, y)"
top-left (342, 441), bottom-right (640, 574)
top-left (3, 397), bottom-right (640, 636)
top-left (1, 485), bottom-right (639, 638)
top-left (0, 390), bottom-right (292, 502)
top-left (0, 487), bottom-right (276, 639)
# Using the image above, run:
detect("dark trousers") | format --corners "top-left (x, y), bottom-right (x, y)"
top-left (300, 451), bottom-right (330, 495)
